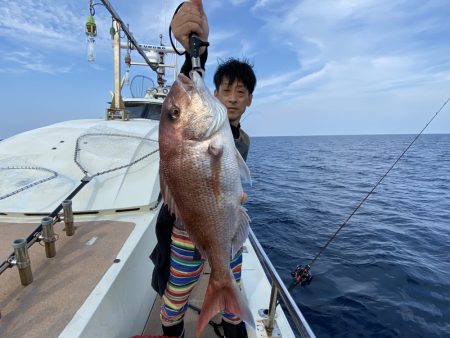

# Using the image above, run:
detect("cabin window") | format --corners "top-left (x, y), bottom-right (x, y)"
top-left (125, 103), bottom-right (162, 120)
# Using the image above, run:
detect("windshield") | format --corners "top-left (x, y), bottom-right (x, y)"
top-left (125, 102), bottom-right (162, 120)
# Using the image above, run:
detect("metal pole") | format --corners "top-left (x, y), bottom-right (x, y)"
top-left (119, 43), bottom-right (182, 54)
top-left (41, 216), bottom-right (56, 258)
top-left (100, 0), bottom-right (158, 71)
top-left (62, 200), bottom-right (75, 236)
top-left (11, 238), bottom-right (33, 286)
top-left (248, 228), bottom-right (316, 338)
top-left (0, 179), bottom-right (89, 278)
top-left (113, 18), bottom-right (121, 112)
top-left (266, 283), bottom-right (279, 335)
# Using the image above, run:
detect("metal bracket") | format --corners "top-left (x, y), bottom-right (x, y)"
top-left (106, 108), bottom-right (130, 121)
top-left (256, 319), bottom-right (282, 338)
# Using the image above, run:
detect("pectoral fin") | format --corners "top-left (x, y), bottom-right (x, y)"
top-left (208, 139), bottom-right (224, 157)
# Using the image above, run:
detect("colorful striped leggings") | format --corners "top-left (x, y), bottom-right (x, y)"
top-left (160, 226), bottom-right (243, 327)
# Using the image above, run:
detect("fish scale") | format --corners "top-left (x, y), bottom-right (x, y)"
top-left (159, 71), bottom-right (254, 338)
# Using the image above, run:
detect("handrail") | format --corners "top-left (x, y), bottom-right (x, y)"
top-left (248, 228), bottom-right (316, 338)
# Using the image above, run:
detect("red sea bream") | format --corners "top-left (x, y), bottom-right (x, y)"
top-left (159, 71), bottom-right (254, 337)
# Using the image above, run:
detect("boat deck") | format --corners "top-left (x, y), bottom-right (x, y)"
top-left (1, 217), bottom-right (302, 338)
top-left (0, 220), bottom-right (135, 337)
top-left (142, 239), bottom-right (302, 338)
top-left (142, 262), bottom-right (224, 338)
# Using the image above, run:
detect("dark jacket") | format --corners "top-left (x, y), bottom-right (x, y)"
top-left (150, 51), bottom-right (250, 296)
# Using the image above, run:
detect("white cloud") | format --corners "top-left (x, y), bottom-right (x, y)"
top-left (0, 0), bottom-right (115, 73)
top-left (231, 0), bottom-right (248, 6)
top-left (128, 0), bottom-right (180, 44)
top-left (1, 0), bottom-right (449, 137)
top-left (245, 0), bottom-right (450, 135)
top-left (257, 72), bottom-right (295, 90)
top-left (0, 0), bottom-right (84, 50)
top-left (0, 49), bottom-right (73, 74)
top-left (252, 0), bottom-right (280, 10)
top-left (248, 0), bottom-right (450, 102)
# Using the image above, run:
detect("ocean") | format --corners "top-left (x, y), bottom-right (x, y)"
top-left (245, 134), bottom-right (450, 338)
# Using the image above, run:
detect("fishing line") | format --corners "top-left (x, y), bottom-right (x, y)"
top-left (289, 95), bottom-right (450, 291)
top-left (169, 2), bottom-right (186, 56)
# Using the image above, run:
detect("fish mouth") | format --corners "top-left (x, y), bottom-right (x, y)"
top-left (176, 73), bottom-right (195, 97)
top-left (177, 73), bottom-right (193, 86)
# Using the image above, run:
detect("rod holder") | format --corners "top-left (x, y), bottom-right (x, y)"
top-left (11, 238), bottom-right (33, 286)
top-left (41, 216), bottom-right (56, 258)
top-left (62, 200), bottom-right (75, 236)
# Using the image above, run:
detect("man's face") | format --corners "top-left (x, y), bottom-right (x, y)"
top-left (214, 77), bottom-right (253, 127)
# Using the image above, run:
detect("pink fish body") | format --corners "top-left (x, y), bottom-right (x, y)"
top-left (159, 72), bottom-right (254, 337)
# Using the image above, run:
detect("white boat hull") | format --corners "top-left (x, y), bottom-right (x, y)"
top-left (0, 118), bottom-right (310, 337)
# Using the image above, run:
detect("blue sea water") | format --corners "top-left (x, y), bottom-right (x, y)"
top-left (245, 134), bottom-right (450, 338)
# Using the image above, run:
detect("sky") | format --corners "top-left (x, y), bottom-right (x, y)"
top-left (1, 0), bottom-right (450, 139)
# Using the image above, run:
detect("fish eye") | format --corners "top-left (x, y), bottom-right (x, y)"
top-left (169, 107), bottom-right (180, 120)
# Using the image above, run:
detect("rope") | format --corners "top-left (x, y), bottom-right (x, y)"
top-left (0, 178), bottom-right (90, 276)
top-left (0, 166), bottom-right (58, 200)
top-left (0, 132), bottom-right (159, 277)
top-left (74, 132), bottom-right (158, 178)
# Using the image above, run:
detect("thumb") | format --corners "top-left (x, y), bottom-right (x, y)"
top-left (190, 0), bottom-right (203, 10)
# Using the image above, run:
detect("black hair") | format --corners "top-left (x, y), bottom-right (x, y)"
top-left (213, 58), bottom-right (257, 94)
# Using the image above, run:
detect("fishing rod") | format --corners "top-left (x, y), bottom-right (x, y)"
top-left (288, 95), bottom-right (450, 291)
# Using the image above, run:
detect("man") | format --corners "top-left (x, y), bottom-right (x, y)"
top-left (150, 1), bottom-right (256, 337)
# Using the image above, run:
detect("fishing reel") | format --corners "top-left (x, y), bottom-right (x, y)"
top-left (289, 264), bottom-right (313, 289)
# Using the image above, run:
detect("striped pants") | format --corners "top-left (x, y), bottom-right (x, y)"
top-left (160, 226), bottom-right (243, 327)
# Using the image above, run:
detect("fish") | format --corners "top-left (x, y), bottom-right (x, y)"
top-left (159, 71), bottom-right (255, 337)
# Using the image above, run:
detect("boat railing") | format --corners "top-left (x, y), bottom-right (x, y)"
top-left (248, 228), bottom-right (316, 338)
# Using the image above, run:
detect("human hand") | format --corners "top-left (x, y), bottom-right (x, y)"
top-left (171, 0), bottom-right (209, 53)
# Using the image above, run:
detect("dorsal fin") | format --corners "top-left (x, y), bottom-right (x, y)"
top-left (192, 71), bottom-right (228, 139)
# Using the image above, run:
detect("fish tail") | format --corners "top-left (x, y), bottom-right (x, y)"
top-left (196, 277), bottom-right (255, 338)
